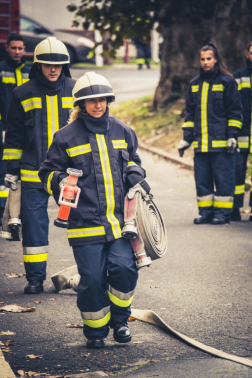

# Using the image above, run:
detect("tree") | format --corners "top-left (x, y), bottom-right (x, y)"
top-left (68, 0), bottom-right (252, 109)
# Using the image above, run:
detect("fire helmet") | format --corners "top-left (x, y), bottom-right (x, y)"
top-left (73, 71), bottom-right (115, 106)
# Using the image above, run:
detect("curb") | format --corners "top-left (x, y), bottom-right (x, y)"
top-left (138, 140), bottom-right (251, 191)
top-left (0, 349), bottom-right (16, 378)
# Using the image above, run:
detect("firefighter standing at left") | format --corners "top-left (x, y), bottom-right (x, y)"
top-left (3, 37), bottom-right (75, 294)
top-left (0, 33), bottom-right (30, 225)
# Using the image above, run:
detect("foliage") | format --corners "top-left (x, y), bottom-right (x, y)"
top-left (67, 0), bottom-right (158, 58)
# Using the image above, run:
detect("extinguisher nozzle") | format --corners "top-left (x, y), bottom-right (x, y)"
top-left (54, 218), bottom-right (69, 228)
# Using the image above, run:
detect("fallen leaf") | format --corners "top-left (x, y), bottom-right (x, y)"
top-left (0, 341), bottom-right (4, 346)
top-left (133, 341), bottom-right (144, 344)
top-left (150, 286), bottom-right (160, 288)
top-left (49, 298), bottom-right (55, 301)
top-left (104, 351), bottom-right (110, 354)
top-left (128, 316), bottom-right (136, 322)
top-left (0, 304), bottom-right (36, 313)
top-left (26, 354), bottom-right (43, 359)
top-left (1, 346), bottom-right (11, 352)
top-left (5, 339), bottom-right (15, 346)
top-left (0, 331), bottom-right (16, 335)
top-left (34, 301), bottom-right (41, 304)
top-left (76, 352), bottom-right (91, 357)
top-left (17, 370), bottom-right (25, 376)
top-left (241, 209), bottom-right (251, 213)
top-left (0, 253), bottom-right (6, 256)
top-left (4, 273), bottom-right (26, 278)
top-left (66, 323), bottom-right (83, 328)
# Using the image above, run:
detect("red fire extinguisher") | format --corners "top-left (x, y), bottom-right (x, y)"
top-left (54, 168), bottom-right (83, 228)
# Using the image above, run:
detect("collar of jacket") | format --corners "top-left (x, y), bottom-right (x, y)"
top-left (35, 69), bottom-right (64, 95)
top-left (5, 54), bottom-right (26, 69)
top-left (79, 107), bottom-right (109, 134)
top-left (246, 58), bottom-right (251, 71)
top-left (199, 64), bottom-right (219, 83)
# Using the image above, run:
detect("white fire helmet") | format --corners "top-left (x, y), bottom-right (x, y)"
top-left (73, 71), bottom-right (115, 106)
top-left (33, 37), bottom-right (70, 64)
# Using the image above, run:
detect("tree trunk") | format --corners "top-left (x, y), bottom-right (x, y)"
top-left (153, 0), bottom-right (252, 109)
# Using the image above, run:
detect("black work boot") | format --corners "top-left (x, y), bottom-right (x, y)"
top-left (193, 215), bottom-right (212, 224)
top-left (230, 208), bottom-right (241, 221)
top-left (113, 323), bottom-right (131, 343)
top-left (86, 338), bottom-right (104, 349)
top-left (24, 280), bottom-right (44, 294)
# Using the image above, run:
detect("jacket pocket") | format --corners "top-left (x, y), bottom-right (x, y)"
top-left (213, 92), bottom-right (225, 116)
top-left (121, 149), bottom-right (129, 183)
top-left (70, 153), bottom-right (93, 177)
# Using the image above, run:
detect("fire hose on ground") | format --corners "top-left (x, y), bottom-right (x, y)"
top-left (51, 182), bottom-right (252, 368)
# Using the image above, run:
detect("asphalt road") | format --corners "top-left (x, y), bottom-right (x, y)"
top-left (1, 149), bottom-right (252, 378)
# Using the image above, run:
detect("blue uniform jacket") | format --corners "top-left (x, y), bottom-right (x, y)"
top-left (0, 56), bottom-right (30, 131)
top-left (3, 74), bottom-right (75, 188)
top-left (183, 66), bottom-right (242, 153)
top-left (233, 59), bottom-right (252, 152)
top-left (39, 110), bottom-right (146, 247)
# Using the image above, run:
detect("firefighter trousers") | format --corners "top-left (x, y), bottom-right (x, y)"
top-left (72, 237), bottom-right (138, 340)
top-left (21, 188), bottom-right (50, 281)
top-left (0, 141), bottom-right (8, 214)
top-left (194, 152), bottom-right (236, 220)
top-left (233, 152), bottom-right (252, 209)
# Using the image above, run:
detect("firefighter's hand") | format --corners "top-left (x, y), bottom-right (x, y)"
top-left (227, 138), bottom-right (237, 153)
top-left (178, 140), bottom-right (190, 157)
top-left (4, 174), bottom-right (19, 191)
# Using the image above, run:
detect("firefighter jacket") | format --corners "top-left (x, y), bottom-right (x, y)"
top-left (182, 65), bottom-right (242, 153)
top-left (39, 108), bottom-right (146, 247)
top-left (0, 56), bottom-right (30, 131)
top-left (233, 59), bottom-right (252, 152)
top-left (3, 71), bottom-right (75, 188)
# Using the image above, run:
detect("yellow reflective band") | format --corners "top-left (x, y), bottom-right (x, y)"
top-left (235, 185), bottom-right (245, 195)
top-left (193, 141), bottom-right (198, 148)
top-left (238, 82), bottom-right (251, 90)
top-left (213, 201), bottom-right (233, 209)
top-left (46, 95), bottom-right (59, 149)
top-left (3, 148), bottom-right (23, 160)
top-left (228, 120), bottom-right (242, 128)
top-left (46, 171), bottom-right (55, 195)
top-left (182, 121), bottom-right (194, 128)
top-left (201, 82), bottom-right (209, 152)
top-left (191, 85), bottom-right (199, 92)
top-left (0, 190), bottom-right (9, 198)
top-left (15, 64), bottom-right (24, 87)
top-left (62, 97), bottom-right (73, 108)
top-left (197, 200), bottom-right (213, 207)
top-left (96, 134), bottom-right (121, 239)
top-left (67, 227), bottom-right (106, 238)
top-left (66, 143), bottom-right (92, 157)
top-left (212, 140), bottom-right (227, 148)
top-left (127, 161), bottom-right (137, 167)
top-left (107, 290), bottom-right (134, 308)
top-left (238, 141), bottom-right (249, 149)
top-left (136, 58), bottom-right (145, 64)
top-left (23, 253), bottom-right (48, 263)
top-left (112, 140), bottom-right (127, 149)
top-left (2, 76), bottom-right (16, 84)
top-left (212, 84), bottom-right (224, 91)
top-left (21, 97), bottom-right (42, 112)
top-left (20, 169), bottom-right (41, 182)
top-left (83, 311), bottom-right (111, 328)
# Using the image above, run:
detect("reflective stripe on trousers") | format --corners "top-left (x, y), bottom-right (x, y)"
top-left (233, 152), bottom-right (249, 209)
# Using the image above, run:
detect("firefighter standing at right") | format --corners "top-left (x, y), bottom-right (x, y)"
top-left (231, 43), bottom-right (252, 221)
top-left (178, 43), bottom-right (242, 225)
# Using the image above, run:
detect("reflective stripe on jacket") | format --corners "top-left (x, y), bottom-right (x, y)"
top-left (0, 58), bottom-right (30, 130)
top-left (182, 69), bottom-right (242, 153)
top-left (3, 76), bottom-right (75, 188)
top-left (39, 114), bottom-right (146, 246)
top-left (233, 60), bottom-right (252, 152)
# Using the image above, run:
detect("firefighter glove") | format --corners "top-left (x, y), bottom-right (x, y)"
top-left (126, 172), bottom-right (151, 193)
top-left (227, 138), bottom-right (237, 154)
top-left (59, 175), bottom-right (68, 189)
top-left (178, 140), bottom-right (191, 157)
top-left (4, 174), bottom-right (19, 191)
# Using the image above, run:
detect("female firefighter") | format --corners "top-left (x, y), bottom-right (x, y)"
top-left (39, 72), bottom-right (149, 349)
top-left (178, 43), bottom-right (243, 225)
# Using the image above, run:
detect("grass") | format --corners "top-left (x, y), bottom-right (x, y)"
top-left (110, 95), bottom-right (187, 156)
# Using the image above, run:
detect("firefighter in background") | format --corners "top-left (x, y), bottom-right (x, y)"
top-left (3, 37), bottom-right (75, 294)
top-left (39, 72), bottom-right (149, 349)
top-left (133, 36), bottom-right (151, 70)
top-left (178, 42), bottom-right (242, 225)
top-left (231, 43), bottom-right (252, 221)
top-left (0, 33), bottom-right (30, 225)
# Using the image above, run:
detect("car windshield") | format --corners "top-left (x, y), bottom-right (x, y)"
top-left (21, 17), bottom-right (47, 33)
